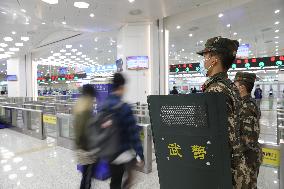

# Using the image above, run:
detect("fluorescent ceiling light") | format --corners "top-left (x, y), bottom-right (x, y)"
top-left (176, 25), bottom-right (181, 29)
top-left (15, 43), bottom-right (23, 47)
top-left (275, 21), bottom-right (280, 25)
top-left (5, 52), bottom-right (15, 55)
top-left (21, 37), bottom-right (29, 41)
top-left (62, 21), bottom-right (66, 25)
top-left (74, 2), bottom-right (90, 9)
top-left (90, 13), bottom-right (95, 18)
top-left (42, 22), bottom-right (46, 25)
top-left (189, 34), bottom-right (193, 37)
top-left (53, 53), bottom-right (61, 56)
top-left (1, 11), bottom-right (7, 15)
top-left (218, 13), bottom-right (224, 18)
top-left (65, 53), bottom-right (71, 55)
top-left (0, 48), bottom-right (4, 51)
top-left (4, 37), bottom-right (13, 42)
top-left (275, 10), bottom-right (280, 14)
top-left (226, 24), bottom-right (231, 27)
top-left (66, 45), bottom-right (72, 48)
top-left (200, 40), bottom-right (203, 43)
top-left (275, 30), bottom-right (279, 33)
top-left (21, 9), bottom-right (26, 13)
top-left (60, 49), bottom-right (66, 53)
top-left (94, 37), bottom-right (98, 42)
top-left (129, 0), bottom-right (135, 2)
top-left (12, 31), bottom-right (16, 35)
top-left (94, 47), bottom-right (98, 50)
top-left (275, 41), bottom-right (279, 44)
top-left (274, 36), bottom-right (279, 39)
top-left (0, 43), bottom-right (8, 47)
top-left (71, 56), bottom-right (76, 59)
top-left (41, 0), bottom-right (58, 4)
top-left (82, 55), bottom-right (87, 58)
top-left (76, 52), bottom-right (82, 55)
top-left (79, 44), bottom-right (83, 47)
top-left (233, 32), bottom-right (238, 35)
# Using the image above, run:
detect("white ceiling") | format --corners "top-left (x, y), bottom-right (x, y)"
top-left (0, 0), bottom-right (211, 60)
top-left (167, 0), bottom-right (284, 64)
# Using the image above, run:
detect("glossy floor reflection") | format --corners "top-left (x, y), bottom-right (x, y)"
top-left (0, 98), bottom-right (281, 189)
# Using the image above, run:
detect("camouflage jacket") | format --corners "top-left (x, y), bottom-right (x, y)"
top-left (203, 72), bottom-right (243, 157)
top-left (240, 95), bottom-right (261, 155)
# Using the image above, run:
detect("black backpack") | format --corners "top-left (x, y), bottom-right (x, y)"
top-left (84, 102), bottom-right (124, 161)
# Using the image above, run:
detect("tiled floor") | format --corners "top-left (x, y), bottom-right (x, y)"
top-left (0, 98), bottom-right (281, 189)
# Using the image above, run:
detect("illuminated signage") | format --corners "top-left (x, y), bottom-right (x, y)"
top-left (232, 56), bottom-right (284, 70)
top-left (169, 63), bottom-right (200, 73)
top-left (37, 73), bottom-right (86, 82)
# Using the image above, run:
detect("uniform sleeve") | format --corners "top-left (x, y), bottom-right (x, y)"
top-left (205, 82), bottom-right (240, 154)
top-left (123, 104), bottom-right (145, 160)
top-left (241, 104), bottom-right (260, 151)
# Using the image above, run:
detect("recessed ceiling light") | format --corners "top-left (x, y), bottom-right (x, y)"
top-left (218, 13), bottom-right (224, 18)
top-left (76, 52), bottom-right (82, 55)
top-left (275, 36), bottom-right (279, 39)
top-left (25, 22), bottom-right (30, 25)
top-left (65, 53), bottom-right (71, 56)
top-left (21, 37), bottom-right (29, 41)
top-left (53, 53), bottom-right (61, 56)
top-left (5, 52), bottom-right (15, 55)
top-left (128, 0), bottom-right (135, 3)
top-left (275, 41), bottom-right (279, 44)
top-left (233, 32), bottom-right (238, 35)
top-left (275, 30), bottom-right (279, 33)
top-left (181, 49), bottom-right (185, 52)
top-left (79, 44), bottom-right (83, 47)
top-left (189, 33), bottom-right (193, 37)
top-left (9, 47), bottom-right (19, 52)
top-left (21, 9), bottom-right (26, 13)
top-left (1, 11), bottom-right (7, 15)
top-left (4, 37), bottom-right (13, 42)
top-left (226, 24), bottom-right (231, 27)
top-left (12, 31), bottom-right (16, 35)
top-left (200, 40), bottom-right (203, 43)
top-left (94, 37), bottom-right (98, 42)
top-left (90, 13), bottom-right (95, 18)
top-left (62, 21), bottom-right (66, 25)
top-left (66, 45), bottom-right (72, 49)
top-left (276, 46), bottom-right (279, 48)
top-left (108, 50), bottom-right (112, 53)
top-left (74, 2), bottom-right (90, 9)
top-left (41, 0), bottom-right (58, 4)
top-left (176, 25), bottom-right (181, 29)
top-left (42, 22), bottom-right (46, 25)
top-left (275, 21), bottom-right (280, 25)
top-left (60, 49), bottom-right (66, 53)
top-left (13, 13), bottom-right (17, 16)
top-left (15, 43), bottom-right (23, 47)
top-left (275, 10), bottom-right (280, 14)
top-left (94, 47), bottom-right (98, 50)
top-left (71, 49), bottom-right (78, 52)
top-left (171, 44), bottom-right (175, 48)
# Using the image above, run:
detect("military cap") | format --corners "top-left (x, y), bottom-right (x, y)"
top-left (234, 72), bottom-right (256, 85)
top-left (197, 36), bottom-right (239, 57)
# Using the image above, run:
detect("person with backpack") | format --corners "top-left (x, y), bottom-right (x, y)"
top-left (73, 84), bottom-right (97, 189)
top-left (197, 36), bottom-right (250, 188)
top-left (103, 73), bottom-right (144, 189)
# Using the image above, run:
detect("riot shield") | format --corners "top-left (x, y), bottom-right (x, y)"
top-left (148, 93), bottom-right (232, 189)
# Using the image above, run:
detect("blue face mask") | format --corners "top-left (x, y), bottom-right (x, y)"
top-left (199, 58), bottom-right (214, 77)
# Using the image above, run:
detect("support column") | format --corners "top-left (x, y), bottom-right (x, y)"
top-left (7, 53), bottom-right (37, 97)
top-left (117, 22), bottom-right (161, 104)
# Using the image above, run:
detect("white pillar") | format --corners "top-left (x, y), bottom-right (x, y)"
top-left (7, 54), bottom-right (37, 97)
top-left (117, 22), bottom-right (161, 104)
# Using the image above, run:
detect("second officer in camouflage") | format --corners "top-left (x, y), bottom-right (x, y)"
top-left (234, 72), bottom-right (262, 189)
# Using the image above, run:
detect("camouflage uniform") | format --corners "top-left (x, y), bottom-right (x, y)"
top-left (235, 72), bottom-right (263, 189)
top-left (203, 72), bottom-right (250, 189)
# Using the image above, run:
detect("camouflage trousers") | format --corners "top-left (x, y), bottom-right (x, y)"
top-left (247, 162), bottom-right (261, 189)
top-left (231, 156), bottom-right (250, 189)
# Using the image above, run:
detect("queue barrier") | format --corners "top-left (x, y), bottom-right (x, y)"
top-left (0, 105), bottom-right (45, 140)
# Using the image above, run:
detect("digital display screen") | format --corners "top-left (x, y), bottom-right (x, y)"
top-left (126, 56), bottom-right (149, 70)
top-left (6, 75), bottom-right (17, 81)
top-left (169, 63), bottom-right (200, 73)
top-left (37, 73), bottom-right (87, 82)
top-left (232, 56), bottom-right (284, 69)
